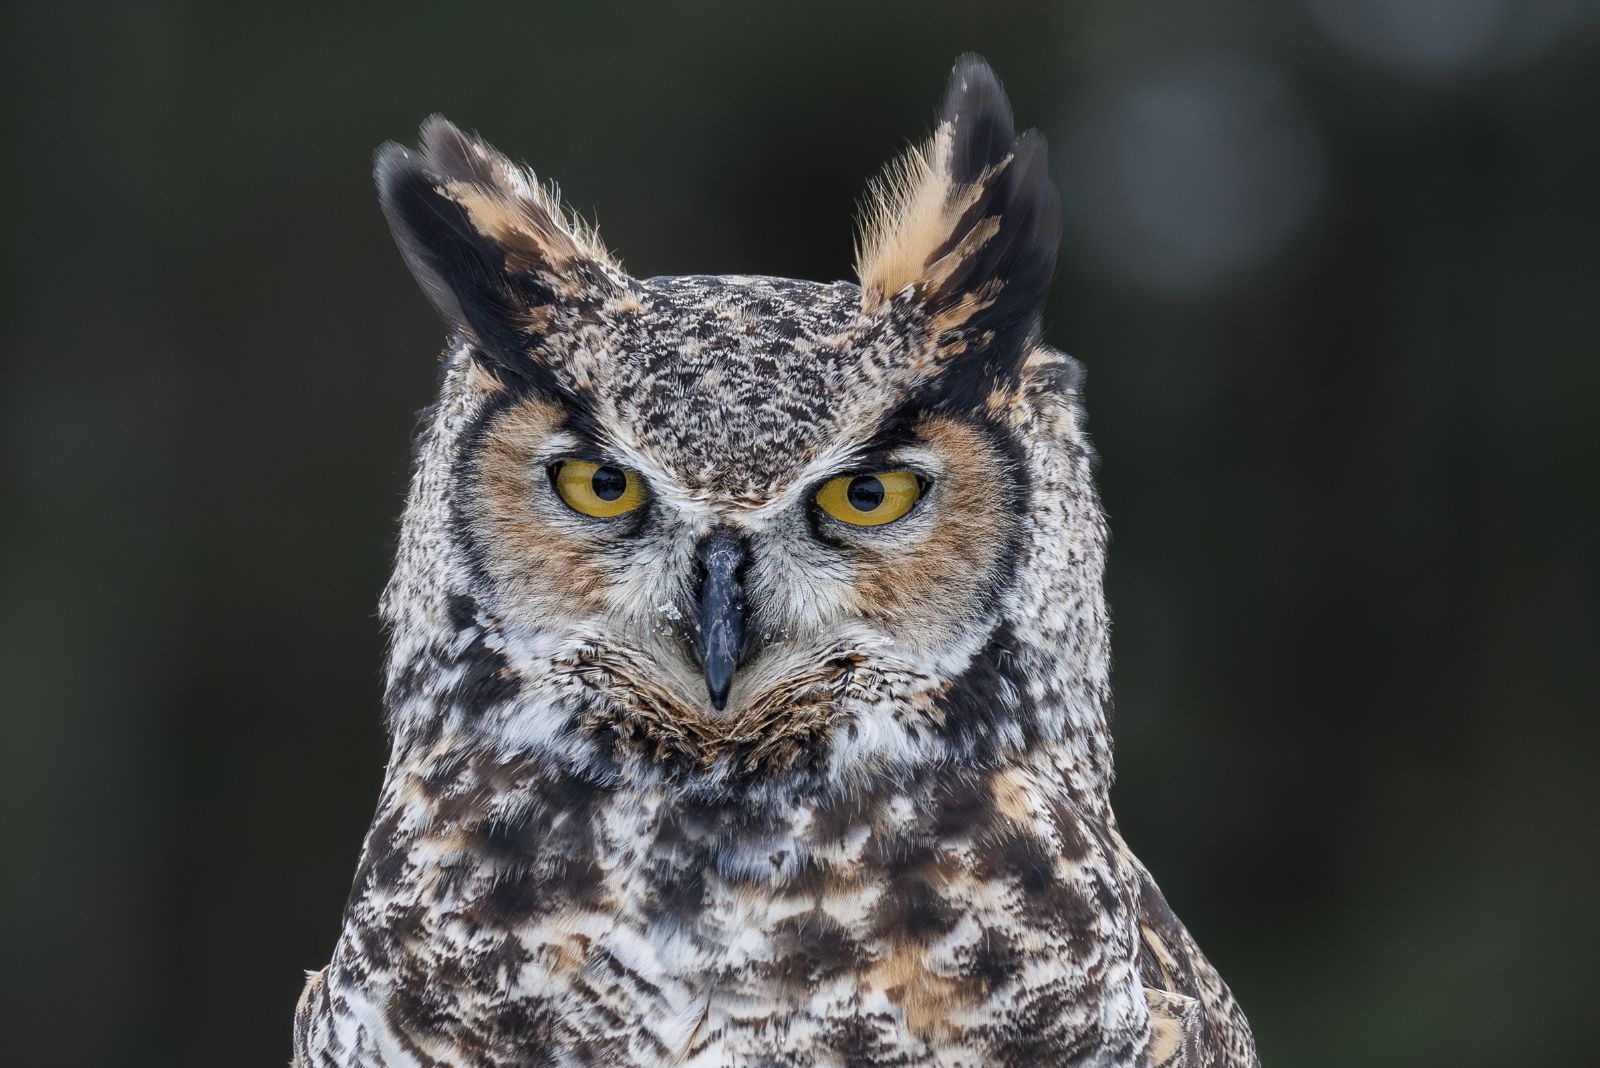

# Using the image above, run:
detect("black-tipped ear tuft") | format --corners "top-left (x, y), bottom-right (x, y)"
top-left (374, 117), bottom-right (622, 377)
top-left (374, 137), bottom-right (475, 338)
top-left (855, 55), bottom-right (1061, 405)
top-left (415, 114), bottom-right (503, 187)
top-left (958, 127), bottom-right (1060, 346)
top-left (943, 53), bottom-right (1017, 187)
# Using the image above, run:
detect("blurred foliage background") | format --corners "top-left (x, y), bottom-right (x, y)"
top-left (3, 1), bottom-right (1597, 1065)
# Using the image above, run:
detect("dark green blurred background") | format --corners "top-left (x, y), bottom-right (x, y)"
top-left (4, 1), bottom-right (1597, 1065)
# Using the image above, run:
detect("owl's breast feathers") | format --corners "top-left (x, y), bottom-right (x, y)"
top-left (294, 736), bottom-right (1255, 1067)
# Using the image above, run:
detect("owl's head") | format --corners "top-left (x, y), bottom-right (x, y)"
top-left (378, 57), bottom-right (1110, 790)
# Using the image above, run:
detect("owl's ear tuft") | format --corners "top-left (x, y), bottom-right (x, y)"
top-left (375, 117), bottom-right (624, 375)
top-left (855, 56), bottom-right (1060, 397)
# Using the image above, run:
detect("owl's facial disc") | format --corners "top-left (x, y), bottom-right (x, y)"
top-left (461, 382), bottom-right (1027, 742)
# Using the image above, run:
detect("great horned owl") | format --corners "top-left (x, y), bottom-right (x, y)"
top-left (294, 56), bottom-right (1257, 1068)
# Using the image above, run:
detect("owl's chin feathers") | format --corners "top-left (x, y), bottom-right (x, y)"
top-left (539, 621), bottom-right (940, 778)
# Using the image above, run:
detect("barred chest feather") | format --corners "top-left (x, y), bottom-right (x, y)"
top-left (294, 735), bottom-right (1193, 1067)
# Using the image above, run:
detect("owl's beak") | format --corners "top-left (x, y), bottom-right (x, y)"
top-left (687, 528), bottom-right (749, 711)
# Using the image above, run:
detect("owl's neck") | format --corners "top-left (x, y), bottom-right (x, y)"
top-left (926, 569), bottom-right (1115, 810)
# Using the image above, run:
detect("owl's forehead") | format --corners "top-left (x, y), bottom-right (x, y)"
top-left (594, 275), bottom-right (891, 498)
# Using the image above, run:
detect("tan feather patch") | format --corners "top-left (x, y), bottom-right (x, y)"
top-left (857, 127), bottom-right (985, 312)
top-left (867, 939), bottom-right (980, 1040)
top-left (1145, 988), bottom-right (1203, 1068)
top-left (466, 395), bottom-right (616, 616)
top-left (443, 179), bottom-right (587, 275)
top-left (846, 414), bottom-right (1021, 653)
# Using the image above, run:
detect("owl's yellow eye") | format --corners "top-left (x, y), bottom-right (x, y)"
top-left (814, 470), bottom-right (923, 527)
top-left (552, 460), bottom-right (647, 518)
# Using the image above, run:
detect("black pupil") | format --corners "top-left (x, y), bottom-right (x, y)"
top-left (591, 466), bottom-right (627, 502)
top-left (847, 475), bottom-right (885, 512)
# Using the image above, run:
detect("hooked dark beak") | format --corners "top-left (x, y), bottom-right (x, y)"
top-left (687, 528), bottom-right (749, 711)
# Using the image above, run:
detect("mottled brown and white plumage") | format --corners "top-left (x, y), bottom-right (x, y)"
top-left (295, 55), bottom-right (1258, 1068)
